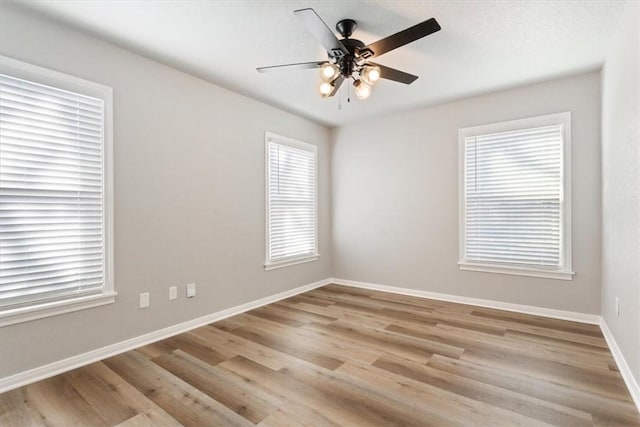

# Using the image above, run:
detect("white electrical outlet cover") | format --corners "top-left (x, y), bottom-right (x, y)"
top-left (139, 292), bottom-right (150, 308)
top-left (186, 282), bottom-right (196, 298)
top-left (169, 286), bottom-right (177, 300)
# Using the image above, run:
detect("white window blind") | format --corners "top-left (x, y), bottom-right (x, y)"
top-left (459, 113), bottom-right (572, 279)
top-left (0, 71), bottom-right (108, 310)
top-left (265, 133), bottom-right (318, 268)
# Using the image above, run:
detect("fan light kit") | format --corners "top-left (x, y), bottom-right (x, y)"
top-left (258, 9), bottom-right (441, 100)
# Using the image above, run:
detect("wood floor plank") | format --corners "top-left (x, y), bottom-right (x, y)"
top-left (0, 386), bottom-right (48, 427)
top-left (221, 355), bottom-right (447, 427)
top-left (470, 308), bottom-right (603, 337)
top-left (257, 403), bottom-right (341, 427)
top-left (428, 354), bottom-right (640, 425)
top-left (284, 293), bottom-right (336, 307)
top-left (312, 288), bottom-right (438, 318)
top-left (248, 306), bottom-right (306, 327)
top-left (440, 322), bottom-right (613, 371)
top-left (336, 359), bottom-right (550, 426)
top-left (135, 341), bottom-right (177, 359)
top-left (319, 284), bottom-right (381, 297)
top-left (330, 286), bottom-right (475, 315)
top-left (279, 299), bottom-right (393, 329)
top-left (386, 321), bottom-right (615, 374)
top-left (114, 413), bottom-right (170, 427)
top-left (226, 324), bottom-right (345, 370)
top-left (210, 316), bottom-right (245, 332)
top-left (226, 311), bottom-right (385, 365)
top-left (308, 289), bottom-right (443, 326)
top-left (19, 375), bottom-right (108, 427)
top-left (427, 312), bottom-right (508, 335)
top-left (460, 347), bottom-right (631, 401)
top-left (504, 329), bottom-right (614, 356)
top-left (2, 283), bottom-right (638, 426)
top-left (307, 319), bottom-right (464, 363)
top-left (314, 287), bottom-right (503, 336)
top-left (372, 353), bottom-right (593, 426)
top-left (103, 351), bottom-right (252, 427)
top-left (65, 362), bottom-right (150, 426)
top-left (306, 290), bottom-right (389, 311)
top-left (163, 332), bottom-right (235, 366)
top-left (280, 361), bottom-right (458, 427)
top-left (259, 303), bottom-right (338, 324)
top-left (152, 349), bottom-right (280, 424)
top-left (219, 355), bottom-right (387, 427)
top-left (188, 325), bottom-right (293, 371)
top-left (500, 331), bottom-right (616, 367)
top-left (454, 311), bottom-right (609, 347)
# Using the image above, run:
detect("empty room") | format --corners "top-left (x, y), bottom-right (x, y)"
top-left (0, 0), bottom-right (638, 425)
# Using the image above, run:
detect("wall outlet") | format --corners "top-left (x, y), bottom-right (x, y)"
top-left (186, 282), bottom-right (196, 298)
top-left (616, 297), bottom-right (620, 316)
top-left (139, 292), bottom-right (150, 308)
top-left (169, 286), bottom-right (177, 300)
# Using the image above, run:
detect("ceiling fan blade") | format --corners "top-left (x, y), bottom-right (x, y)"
top-left (368, 62), bottom-right (419, 84)
top-left (328, 76), bottom-right (344, 97)
top-left (362, 18), bottom-right (441, 59)
top-left (257, 61), bottom-right (325, 73)
top-left (294, 8), bottom-right (349, 57)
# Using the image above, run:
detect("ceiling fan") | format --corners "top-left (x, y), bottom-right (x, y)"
top-left (257, 8), bottom-right (441, 100)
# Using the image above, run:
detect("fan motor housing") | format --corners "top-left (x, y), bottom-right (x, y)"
top-left (341, 38), bottom-right (365, 52)
top-left (333, 38), bottom-right (365, 76)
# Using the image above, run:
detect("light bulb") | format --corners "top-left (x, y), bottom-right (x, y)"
top-left (319, 81), bottom-right (334, 97)
top-left (353, 80), bottom-right (371, 100)
top-left (319, 63), bottom-right (339, 82)
top-left (361, 65), bottom-right (381, 85)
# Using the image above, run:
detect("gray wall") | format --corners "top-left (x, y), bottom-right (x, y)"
top-left (601, 1), bottom-right (640, 385)
top-left (332, 72), bottom-right (602, 314)
top-left (0, 5), bottom-right (331, 378)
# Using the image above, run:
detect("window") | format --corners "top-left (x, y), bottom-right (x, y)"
top-left (0, 56), bottom-right (114, 326)
top-left (265, 132), bottom-right (318, 270)
top-left (458, 112), bottom-right (573, 280)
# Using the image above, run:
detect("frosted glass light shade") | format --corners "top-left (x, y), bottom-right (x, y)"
top-left (319, 63), bottom-right (339, 82)
top-left (361, 65), bottom-right (381, 85)
top-left (353, 80), bottom-right (371, 99)
top-left (319, 81), bottom-right (333, 96)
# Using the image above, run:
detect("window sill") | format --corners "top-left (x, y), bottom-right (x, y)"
top-left (265, 255), bottom-right (320, 271)
top-left (459, 262), bottom-right (574, 281)
top-left (0, 292), bottom-right (117, 327)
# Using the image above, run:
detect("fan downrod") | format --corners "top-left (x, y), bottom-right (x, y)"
top-left (336, 19), bottom-right (357, 39)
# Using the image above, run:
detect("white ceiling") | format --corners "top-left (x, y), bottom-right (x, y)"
top-left (14, 0), bottom-right (627, 126)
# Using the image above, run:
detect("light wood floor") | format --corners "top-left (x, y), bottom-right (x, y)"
top-left (2, 284), bottom-right (639, 426)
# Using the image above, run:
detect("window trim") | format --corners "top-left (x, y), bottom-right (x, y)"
top-left (458, 112), bottom-right (573, 280)
top-left (0, 56), bottom-right (115, 327)
top-left (264, 131), bottom-right (319, 271)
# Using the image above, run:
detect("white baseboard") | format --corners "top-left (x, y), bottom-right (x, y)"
top-left (600, 319), bottom-right (640, 411)
top-left (0, 278), bottom-right (331, 393)
top-left (330, 278), bottom-right (601, 325)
